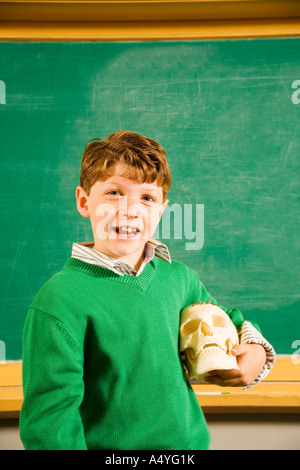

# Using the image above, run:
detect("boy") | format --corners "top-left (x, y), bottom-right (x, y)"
top-left (20, 130), bottom-right (275, 450)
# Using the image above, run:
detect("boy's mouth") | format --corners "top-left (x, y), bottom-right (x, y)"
top-left (112, 226), bottom-right (140, 238)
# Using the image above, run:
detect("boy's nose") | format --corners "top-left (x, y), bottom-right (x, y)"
top-left (119, 196), bottom-right (141, 217)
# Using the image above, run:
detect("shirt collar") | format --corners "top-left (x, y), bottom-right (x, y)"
top-left (71, 239), bottom-right (171, 276)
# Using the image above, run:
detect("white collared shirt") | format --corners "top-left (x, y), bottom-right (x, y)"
top-left (71, 238), bottom-right (171, 276)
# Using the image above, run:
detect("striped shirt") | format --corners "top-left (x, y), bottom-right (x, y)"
top-left (71, 240), bottom-right (275, 389)
top-left (71, 239), bottom-right (171, 276)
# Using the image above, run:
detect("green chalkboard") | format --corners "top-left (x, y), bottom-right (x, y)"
top-left (0, 39), bottom-right (299, 359)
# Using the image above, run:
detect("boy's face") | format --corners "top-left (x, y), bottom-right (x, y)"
top-left (76, 164), bottom-right (169, 270)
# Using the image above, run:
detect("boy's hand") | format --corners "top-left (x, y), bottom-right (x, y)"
top-left (206, 343), bottom-right (267, 387)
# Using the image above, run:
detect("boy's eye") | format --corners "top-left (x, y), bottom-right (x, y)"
top-left (107, 190), bottom-right (121, 196)
top-left (105, 191), bottom-right (158, 204)
top-left (142, 195), bottom-right (155, 203)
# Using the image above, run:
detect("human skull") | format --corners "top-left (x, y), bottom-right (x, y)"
top-left (179, 301), bottom-right (239, 382)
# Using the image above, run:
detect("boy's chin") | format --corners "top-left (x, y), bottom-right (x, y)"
top-left (96, 234), bottom-right (148, 255)
top-left (105, 239), bottom-right (148, 266)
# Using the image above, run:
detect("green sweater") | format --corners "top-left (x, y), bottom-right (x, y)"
top-left (20, 256), bottom-right (245, 450)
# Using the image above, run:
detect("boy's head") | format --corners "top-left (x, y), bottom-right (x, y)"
top-left (79, 130), bottom-right (171, 202)
top-left (76, 130), bottom-right (171, 270)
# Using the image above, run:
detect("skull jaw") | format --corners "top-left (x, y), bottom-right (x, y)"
top-left (186, 348), bottom-right (239, 383)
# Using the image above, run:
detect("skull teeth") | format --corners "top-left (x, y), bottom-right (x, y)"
top-left (199, 345), bottom-right (226, 356)
top-left (203, 343), bottom-right (224, 351)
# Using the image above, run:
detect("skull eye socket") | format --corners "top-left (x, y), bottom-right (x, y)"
top-left (186, 348), bottom-right (196, 362)
top-left (212, 315), bottom-right (228, 328)
top-left (181, 319), bottom-right (201, 336)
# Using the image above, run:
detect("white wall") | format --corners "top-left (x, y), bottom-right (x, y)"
top-left (207, 414), bottom-right (300, 450)
top-left (1, 415), bottom-right (300, 450)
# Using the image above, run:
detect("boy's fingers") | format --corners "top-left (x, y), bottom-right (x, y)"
top-left (206, 376), bottom-right (243, 387)
top-left (214, 369), bottom-right (240, 379)
top-left (207, 370), bottom-right (218, 376)
top-left (206, 368), bottom-right (241, 380)
top-left (231, 344), bottom-right (248, 356)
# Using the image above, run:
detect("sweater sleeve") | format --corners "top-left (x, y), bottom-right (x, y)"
top-left (20, 308), bottom-right (87, 450)
top-left (189, 270), bottom-right (247, 331)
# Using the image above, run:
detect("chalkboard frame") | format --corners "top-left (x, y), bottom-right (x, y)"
top-left (0, 0), bottom-right (300, 41)
top-left (0, 2), bottom-right (299, 409)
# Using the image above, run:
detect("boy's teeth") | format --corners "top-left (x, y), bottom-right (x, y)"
top-left (118, 226), bottom-right (137, 234)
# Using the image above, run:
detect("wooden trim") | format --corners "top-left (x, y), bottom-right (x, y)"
top-left (0, 362), bottom-right (22, 387)
top-left (0, 362), bottom-right (23, 418)
top-left (193, 383), bottom-right (300, 414)
top-left (264, 356), bottom-right (300, 382)
top-left (0, 19), bottom-right (300, 41)
top-left (1, 0), bottom-right (300, 22)
top-left (194, 355), bottom-right (300, 414)
top-left (0, 357), bottom-right (299, 417)
top-left (0, 388), bottom-right (23, 415)
top-left (0, 0), bottom-right (299, 40)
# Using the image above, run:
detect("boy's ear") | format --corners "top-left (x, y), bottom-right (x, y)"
top-left (76, 186), bottom-right (90, 218)
top-left (160, 198), bottom-right (169, 216)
